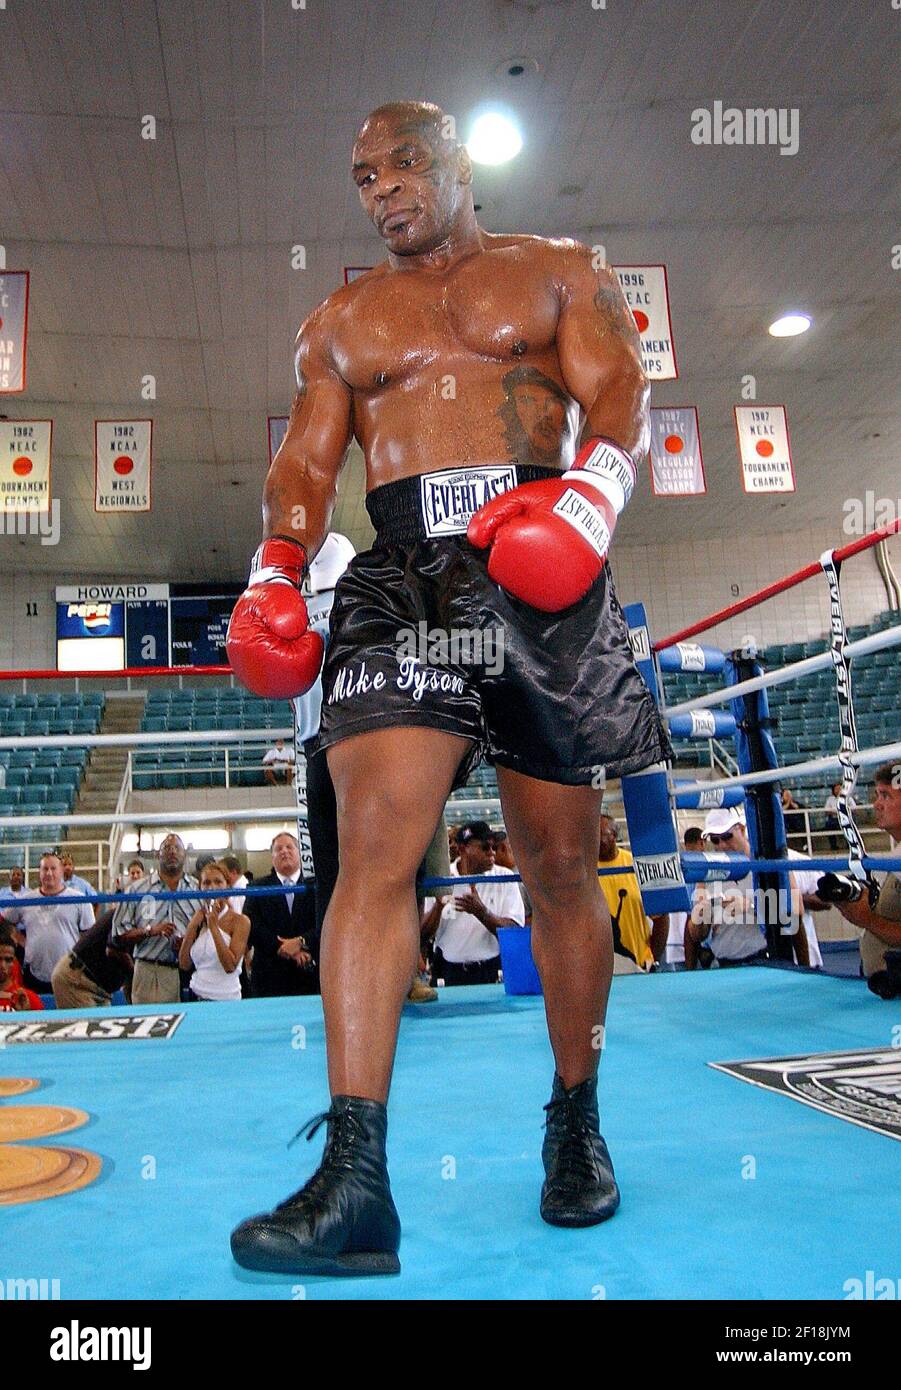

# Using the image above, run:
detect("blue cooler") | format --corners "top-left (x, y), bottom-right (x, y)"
top-left (497, 926), bottom-right (543, 996)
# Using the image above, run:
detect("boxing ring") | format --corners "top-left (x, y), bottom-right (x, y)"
top-left (1, 520), bottom-right (899, 1299)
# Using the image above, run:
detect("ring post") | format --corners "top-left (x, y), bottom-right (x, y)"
top-left (621, 603), bottom-right (692, 915)
top-left (726, 640), bottom-right (793, 959)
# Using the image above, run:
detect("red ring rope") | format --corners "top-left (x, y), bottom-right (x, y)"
top-left (653, 517), bottom-right (900, 651)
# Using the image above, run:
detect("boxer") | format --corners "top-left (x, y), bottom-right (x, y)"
top-left (227, 101), bottom-right (669, 1275)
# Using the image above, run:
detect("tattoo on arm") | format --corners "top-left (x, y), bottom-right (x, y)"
top-left (593, 278), bottom-right (641, 352)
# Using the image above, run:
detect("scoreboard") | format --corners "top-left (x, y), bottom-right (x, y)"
top-left (170, 593), bottom-right (238, 666)
top-left (55, 582), bottom-right (242, 670)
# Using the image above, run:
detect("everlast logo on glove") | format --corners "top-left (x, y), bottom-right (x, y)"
top-left (551, 488), bottom-right (612, 558)
top-left (421, 466), bottom-right (518, 537)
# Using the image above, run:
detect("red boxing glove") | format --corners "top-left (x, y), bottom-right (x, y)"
top-left (226, 537), bottom-right (324, 700)
top-left (467, 437), bottom-right (636, 612)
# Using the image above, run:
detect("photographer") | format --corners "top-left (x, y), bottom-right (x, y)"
top-left (816, 763), bottom-right (901, 997)
top-left (179, 862), bottom-right (250, 1002)
top-left (686, 809), bottom-right (804, 968)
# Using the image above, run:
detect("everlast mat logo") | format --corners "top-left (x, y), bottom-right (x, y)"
top-left (634, 853), bottom-right (684, 891)
top-left (420, 465), bottom-right (517, 537)
top-left (0, 1013), bottom-right (184, 1045)
top-left (710, 1048), bottom-right (901, 1142)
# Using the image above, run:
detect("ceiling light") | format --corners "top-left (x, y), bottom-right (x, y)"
top-left (768, 313), bottom-right (811, 337)
top-left (467, 112), bottom-right (523, 165)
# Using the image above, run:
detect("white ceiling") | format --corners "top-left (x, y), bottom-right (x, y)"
top-left (0, 0), bottom-right (898, 579)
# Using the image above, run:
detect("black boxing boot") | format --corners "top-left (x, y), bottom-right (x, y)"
top-left (540, 1073), bottom-right (621, 1228)
top-left (230, 1096), bottom-right (401, 1276)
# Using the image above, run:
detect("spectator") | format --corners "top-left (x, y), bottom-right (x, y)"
top-left (112, 834), bottom-right (200, 1004)
top-left (448, 826), bottom-right (460, 865)
top-left (179, 862), bottom-right (250, 1002)
top-left (596, 815), bottom-right (667, 970)
top-left (0, 867), bottom-right (27, 964)
top-left (781, 788), bottom-right (807, 846)
top-left (0, 924), bottom-right (43, 1012)
top-left (824, 782), bottom-right (855, 851)
top-left (51, 909), bottom-right (133, 1009)
top-left (421, 821), bottom-right (523, 986)
top-left (493, 828), bottom-right (532, 924)
top-left (60, 852), bottom-right (97, 917)
top-left (127, 859), bottom-right (146, 884)
top-left (0, 851), bottom-right (93, 994)
top-left (0, 866), bottom-right (26, 903)
top-left (682, 827), bottom-right (704, 851)
top-left (246, 833), bottom-right (318, 997)
top-left (194, 853), bottom-right (217, 877)
top-left (263, 738), bottom-right (295, 786)
top-left (221, 853), bottom-right (248, 914)
top-left (817, 762), bottom-right (901, 995)
top-left (686, 810), bottom-right (802, 969)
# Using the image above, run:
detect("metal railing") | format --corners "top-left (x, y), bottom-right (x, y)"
top-left (126, 746), bottom-right (298, 793)
top-left (0, 836), bottom-right (108, 886)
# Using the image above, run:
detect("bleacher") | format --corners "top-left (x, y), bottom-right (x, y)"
top-left (661, 607), bottom-right (899, 808)
top-left (126, 609), bottom-right (898, 812)
top-left (134, 687), bottom-right (294, 789)
top-left (0, 692), bottom-right (103, 867)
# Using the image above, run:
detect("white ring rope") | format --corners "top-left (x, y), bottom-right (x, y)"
top-left (0, 796), bottom-right (500, 831)
top-left (0, 725), bottom-right (294, 752)
top-left (664, 623), bottom-right (901, 717)
top-left (673, 739), bottom-right (901, 798)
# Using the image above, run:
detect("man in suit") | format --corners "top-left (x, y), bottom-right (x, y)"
top-left (247, 832), bottom-right (319, 996)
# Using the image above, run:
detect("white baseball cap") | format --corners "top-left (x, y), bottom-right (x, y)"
top-left (703, 806), bottom-right (747, 837)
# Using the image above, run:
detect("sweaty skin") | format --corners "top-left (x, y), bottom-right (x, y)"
top-left (262, 103), bottom-right (648, 551)
top-left (260, 102), bottom-right (649, 1103)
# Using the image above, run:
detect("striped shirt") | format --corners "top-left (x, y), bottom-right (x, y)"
top-left (112, 872), bottom-right (201, 964)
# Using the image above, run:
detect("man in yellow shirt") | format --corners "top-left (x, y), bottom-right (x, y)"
top-left (597, 816), bottom-right (667, 970)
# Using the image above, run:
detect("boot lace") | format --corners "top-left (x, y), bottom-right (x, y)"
top-left (544, 1096), bottom-right (601, 1189)
top-left (275, 1106), bottom-right (373, 1216)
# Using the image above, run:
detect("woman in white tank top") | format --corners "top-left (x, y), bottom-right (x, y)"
top-left (179, 862), bottom-right (250, 1002)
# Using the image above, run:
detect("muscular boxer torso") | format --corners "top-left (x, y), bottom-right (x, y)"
top-left (319, 234), bottom-right (582, 484)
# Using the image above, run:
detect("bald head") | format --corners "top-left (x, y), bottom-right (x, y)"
top-left (352, 100), bottom-right (474, 258)
top-left (356, 101), bottom-right (451, 147)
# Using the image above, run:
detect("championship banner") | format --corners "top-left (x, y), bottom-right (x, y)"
top-left (0, 418), bottom-right (51, 512)
top-left (268, 415), bottom-right (288, 464)
top-left (734, 405), bottom-right (795, 493)
top-left (94, 420), bottom-right (152, 512)
top-left (649, 407), bottom-right (706, 495)
top-left (0, 271), bottom-right (29, 393)
top-left (613, 265), bottom-right (677, 380)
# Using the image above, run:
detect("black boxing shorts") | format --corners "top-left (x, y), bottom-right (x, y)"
top-left (315, 465), bottom-right (671, 787)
